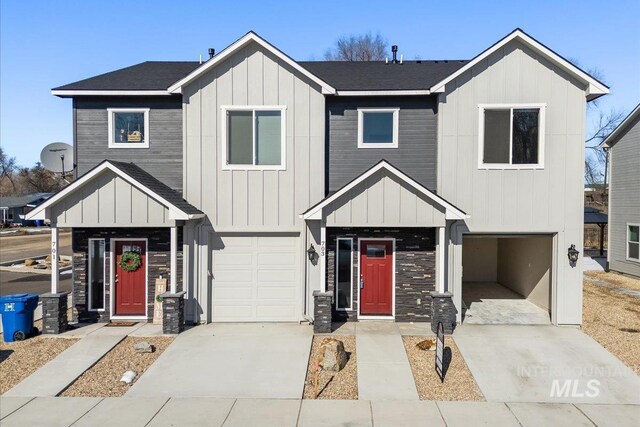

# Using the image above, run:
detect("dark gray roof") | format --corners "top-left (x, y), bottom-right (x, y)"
top-left (299, 60), bottom-right (467, 91)
top-left (53, 61), bottom-right (201, 91)
top-left (0, 193), bottom-right (52, 209)
top-left (584, 207), bottom-right (608, 225)
top-left (106, 161), bottom-right (203, 216)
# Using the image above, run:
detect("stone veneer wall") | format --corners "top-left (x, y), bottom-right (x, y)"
top-left (72, 227), bottom-right (183, 323)
top-left (326, 228), bottom-right (436, 322)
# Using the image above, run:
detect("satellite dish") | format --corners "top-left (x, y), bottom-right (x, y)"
top-left (41, 142), bottom-right (74, 174)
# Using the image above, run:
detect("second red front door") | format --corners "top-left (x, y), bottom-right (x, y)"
top-left (360, 240), bottom-right (393, 316)
top-left (114, 240), bottom-right (146, 316)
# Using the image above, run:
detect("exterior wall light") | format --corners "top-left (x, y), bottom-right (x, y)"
top-left (567, 244), bottom-right (580, 265)
top-left (307, 244), bottom-right (317, 262)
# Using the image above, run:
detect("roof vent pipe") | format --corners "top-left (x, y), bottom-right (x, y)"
top-left (208, 48), bottom-right (215, 59)
top-left (391, 45), bottom-right (398, 64)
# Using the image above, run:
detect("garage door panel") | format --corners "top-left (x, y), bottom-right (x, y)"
top-left (212, 234), bottom-right (300, 322)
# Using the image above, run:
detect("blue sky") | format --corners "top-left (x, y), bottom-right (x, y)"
top-left (2, 0), bottom-right (639, 166)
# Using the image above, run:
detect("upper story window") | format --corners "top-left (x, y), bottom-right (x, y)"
top-left (479, 104), bottom-right (545, 169)
top-left (107, 108), bottom-right (150, 149)
top-left (358, 108), bottom-right (399, 148)
top-left (628, 224), bottom-right (640, 262)
top-left (222, 106), bottom-right (286, 170)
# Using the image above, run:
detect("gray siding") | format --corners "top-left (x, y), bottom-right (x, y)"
top-left (609, 114), bottom-right (640, 276)
top-left (74, 97), bottom-right (183, 192)
top-left (327, 96), bottom-right (437, 192)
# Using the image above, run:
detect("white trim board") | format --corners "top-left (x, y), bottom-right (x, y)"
top-left (26, 161), bottom-right (204, 221)
top-left (301, 160), bottom-right (467, 221)
top-left (429, 29), bottom-right (609, 100)
top-left (601, 104), bottom-right (640, 148)
top-left (357, 238), bottom-right (396, 320)
top-left (52, 90), bottom-right (171, 97)
top-left (107, 108), bottom-right (150, 149)
top-left (168, 32), bottom-right (335, 95)
top-left (357, 108), bottom-right (399, 149)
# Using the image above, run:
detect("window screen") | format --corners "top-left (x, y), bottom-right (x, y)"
top-left (483, 109), bottom-right (510, 163)
top-left (255, 111), bottom-right (282, 165)
top-left (228, 111), bottom-right (253, 165)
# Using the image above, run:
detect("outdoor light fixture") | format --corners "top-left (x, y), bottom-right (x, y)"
top-left (567, 244), bottom-right (580, 265)
top-left (307, 244), bottom-right (317, 262)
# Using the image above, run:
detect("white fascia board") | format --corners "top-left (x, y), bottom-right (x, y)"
top-left (600, 104), bottom-right (640, 148)
top-left (168, 32), bottom-right (336, 95)
top-left (337, 90), bottom-right (431, 96)
top-left (430, 29), bottom-right (609, 97)
top-left (26, 162), bottom-right (197, 221)
top-left (51, 90), bottom-right (171, 97)
top-left (302, 161), bottom-right (466, 221)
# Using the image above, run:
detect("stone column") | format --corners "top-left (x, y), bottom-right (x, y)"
top-left (161, 291), bottom-right (186, 334)
top-left (430, 292), bottom-right (457, 334)
top-left (41, 292), bottom-right (69, 334)
top-left (313, 290), bottom-right (333, 334)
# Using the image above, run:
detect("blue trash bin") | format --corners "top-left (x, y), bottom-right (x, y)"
top-left (0, 294), bottom-right (39, 342)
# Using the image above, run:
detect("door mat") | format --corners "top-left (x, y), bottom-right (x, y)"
top-left (105, 321), bottom-right (138, 327)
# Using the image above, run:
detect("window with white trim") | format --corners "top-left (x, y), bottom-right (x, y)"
top-left (358, 108), bottom-right (399, 148)
top-left (336, 238), bottom-right (353, 310)
top-left (628, 224), bottom-right (639, 262)
top-left (88, 239), bottom-right (106, 311)
top-left (222, 106), bottom-right (286, 169)
top-left (479, 104), bottom-right (545, 168)
top-left (108, 108), bottom-right (150, 148)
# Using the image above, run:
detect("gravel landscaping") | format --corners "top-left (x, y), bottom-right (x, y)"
top-left (61, 336), bottom-right (174, 397)
top-left (585, 270), bottom-right (640, 292)
top-left (0, 334), bottom-right (78, 394)
top-left (403, 336), bottom-right (484, 401)
top-left (582, 279), bottom-right (640, 374)
top-left (303, 335), bottom-right (357, 400)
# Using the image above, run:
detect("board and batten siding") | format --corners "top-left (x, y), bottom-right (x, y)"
top-left (437, 39), bottom-right (588, 325)
top-left (50, 170), bottom-right (172, 227)
top-left (324, 169), bottom-right (446, 227)
top-left (328, 96), bottom-right (437, 192)
top-left (182, 42), bottom-right (325, 230)
top-left (609, 114), bottom-right (640, 277)
top-left (74, 97), bottom-right (183, 192)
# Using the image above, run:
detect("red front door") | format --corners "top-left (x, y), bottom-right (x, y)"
top-left (114, 240), bottom-right (146, 316)
top-left (360, 240), bottom-right (393, 316)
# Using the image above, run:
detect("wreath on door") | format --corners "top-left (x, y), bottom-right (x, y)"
top-left (119, 251), bottom-right (142, 272)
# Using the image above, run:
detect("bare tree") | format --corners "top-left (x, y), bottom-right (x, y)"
top-left (325, 33), bottom-right (388, 61)
top-left (0, 146), bottom-right (17, 194)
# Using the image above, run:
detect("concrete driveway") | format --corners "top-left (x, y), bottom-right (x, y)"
top-left (127, 323), bottom-right (313, 399)
top-left (454, 325), bottom-right (640, 404)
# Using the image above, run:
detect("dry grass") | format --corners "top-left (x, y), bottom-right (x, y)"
top-left (403, 336), bottom-right (484, 401)
top-left (61, 336), bottom-right (173, 397)
top-left (303, 335), bottom-right (357, 400)
top-left (582, 281), bottom-right (640, 374)
top-left (584, 271), bottom-right (640, 292)
top-left (0, 335), bottom-right (78, 394)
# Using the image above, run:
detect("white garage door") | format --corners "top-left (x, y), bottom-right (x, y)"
top-left (211, 234), bottom-right (300, 322)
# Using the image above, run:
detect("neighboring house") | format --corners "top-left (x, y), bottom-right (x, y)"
top-left (0, 193), bottom-right (52, 226)
top-left (28, 28), bottom-right (608, 333)
top-left (602, 104), bottom-right (640, 277)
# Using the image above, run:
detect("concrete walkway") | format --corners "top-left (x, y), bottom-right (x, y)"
top-left (127, 323), bottom-right (313, 399)
top-left (3, 323), bottom-right (144, 397)
top-left (355, 322), bottom-right (419, 400)
top-left (454, 325), bottom-right (640, 404)
top-left (1, 396), bottom-right (638, 427)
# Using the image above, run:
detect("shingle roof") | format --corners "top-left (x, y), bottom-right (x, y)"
top-left (299, 60), bottom-right (467, 91)
top-left (52, 61), bottom-right (201, 91)
top-left (584, 207), bottom-right (608, 225)
top-left (0, 193), bottom-right (52, 209)
top-left (106, 161), bottom-right (203, 216)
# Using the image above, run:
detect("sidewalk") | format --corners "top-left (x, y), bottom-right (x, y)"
top-left (1, 396), bottom-right (638, 427)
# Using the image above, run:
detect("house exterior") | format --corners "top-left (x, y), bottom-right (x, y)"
top-left (0, 193), bottom-right (52, 226)
top-left (602, 104), bottom-right (640, 277)
top-left (28, 29), bottom-right (608, 333)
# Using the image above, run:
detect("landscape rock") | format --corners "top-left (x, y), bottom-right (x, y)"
top-left (24, 258), bottom-right (37, 266)
top-left (134, 341), bottom-right (154, 353)
top-left (120, 370), bottom-right (137, 384)
top-left (416, 338), bottom-right (437, 351)
top-left (318, 337), bottom-right (348, 372)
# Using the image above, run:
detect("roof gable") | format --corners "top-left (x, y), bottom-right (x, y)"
top-left (601, 104), bottom-right (640, 148)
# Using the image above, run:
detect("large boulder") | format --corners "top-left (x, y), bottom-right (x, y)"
top-left (318, 338), bottom-right (348, 372)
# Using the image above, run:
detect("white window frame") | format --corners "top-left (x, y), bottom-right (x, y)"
top-left (478, 103), bottom-right (546, 169)
top-left (107, 108), bottom-right (150, 149)
top-left (335, 237), bottom-right (354, 311)
top-left (88, 238), bottom-right (106, 312)
top-left (627, 223), bottom-right (640, 262)
top-left (220, 105), bottom-right (287, 171)
top-left (357, 108), bottom-right (400, 148)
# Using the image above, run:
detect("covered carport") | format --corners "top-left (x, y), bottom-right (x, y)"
top-left (461, 234), bottom-right (553, 325)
